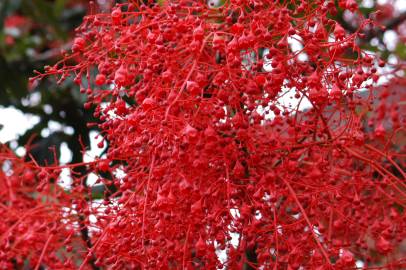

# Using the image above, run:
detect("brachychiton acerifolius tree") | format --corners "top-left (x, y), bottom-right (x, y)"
top-left (2, 0), bottom-right (406, 269)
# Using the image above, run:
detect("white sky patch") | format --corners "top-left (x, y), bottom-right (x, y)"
top-left (262, 50), bottom-right (273, 72)
top-left (370, 37), bottom-right (385, 50)
top-left (2, 159), bottom-right (13, 176)
top-left (356, 260), bottom-right (365, 268)
top-left (288, 35), bottom-right (303, 52)
top-left (87, 172), bottom-right (98, 186)
top-left (40, 128), bottom-right (50, 137)
top-left (377, 0), bottom-right (406, 13)
top-left (376, 53), bottom-right (399, 84)
top-left (207, 0), bottom-right (221, 7)
top-left (60, 142), bottom-right (73, 164)
top-left (362, 0), bottom-right (374, 8)
top-left (383, 30), bottom-right (399, 51)
top-left (255, 210), bottom-right (262, 219)
top-left (113, 165), bottom-right (127, 179)
top-left (100, 101), bottom-right (119, 120)
top-left (48, 120), bottom-right (62, 132)
top-left (83, 130), bottom-right (107, 162)
top-left (15, 146), bottom-right (26, 157)
top-left (277, 224), bottom-right (283, 235)
top-left (260, 46), bottom-right (313, 120)
top-left (215, 246), bottom-right (227, 267)
top-left (21, 92), bottom-right (41, 107)
top-left (279, 84), bottom-right (313, 111)
top-left (230, 208), bottom-right (239, 219)
top-left (89, 213), bottom-right (98, 224)
top-left (230, 230), bottom-right (240, 248)
top-left (87, 198), bottom-right (119, 235)
top-left (57, 167), bottom-right (72, 189)
top-left (292, 213), bottom-right (300, 219)
top-left (288, 35), bottom-right (308, 62)
top-left (43, 104), bottom-right (53, 114)
top-left (0, 106), bottom-right (40, 143)
top-left (40, 120), bottom-right (74, 138)
top-left (388, 54), bottom-right (399, 65)
top-left (61, 206), bottom-right (77, 224)
top-left (395, 0), bottom-right (406, 12)
top-left (64, 126), bottom-right (74, 135)
top-left (4, 27), bottom-right (21, 37)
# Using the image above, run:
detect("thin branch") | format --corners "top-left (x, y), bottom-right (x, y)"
top-left (339, 11), bottom-right (406, 42)
top-left (34, 234), bottom-right (53, 270)
top-left (281, 177), bottom-right (332, 265)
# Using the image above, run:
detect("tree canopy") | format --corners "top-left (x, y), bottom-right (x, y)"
top-left (0, 1), bottom-right (405, 269)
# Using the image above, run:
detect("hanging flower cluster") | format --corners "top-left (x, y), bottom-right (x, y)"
top-left (5, 0), bottom-right (406, 269)
top-left (0, 146), bottom-right (89, 269)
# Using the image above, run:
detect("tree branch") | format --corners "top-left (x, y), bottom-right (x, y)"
top-left (338, 11), bottom-right (406, 42)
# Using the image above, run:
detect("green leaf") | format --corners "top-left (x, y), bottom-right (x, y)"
top-left (157, 0), bottom-right (166, 6)
top-left (0, 0), bottom-right (9, 31)
top-left (395, 43), bottom-right (406, 60)
top-left (54, 0), bottom-right (67, 17)
top-left (360, 43), bottom-right (378, 53)
top-left (20, 0), bottom-right (67, 40)
top-left (0, 55), bottom-right (27, 103)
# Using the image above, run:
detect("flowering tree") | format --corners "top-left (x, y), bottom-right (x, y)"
top-left (1, 0), bottom-right (405, 269)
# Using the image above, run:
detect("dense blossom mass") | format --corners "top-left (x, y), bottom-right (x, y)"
top-left (1, 0), bottom-right (405, 269)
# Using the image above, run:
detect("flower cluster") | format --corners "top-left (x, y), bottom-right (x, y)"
top-left (6, 0), bottom-right (406, 269)
top-left (0, 146), bottom-right (89, 269)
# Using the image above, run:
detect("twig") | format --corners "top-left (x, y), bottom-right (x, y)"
top-left (34, 234), bottom-right (53, 270)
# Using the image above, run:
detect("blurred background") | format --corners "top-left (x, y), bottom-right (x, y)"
top-left (0, 0), bottom-right (116, 187)
top-left (0, 0), bottom-right (405, 181)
